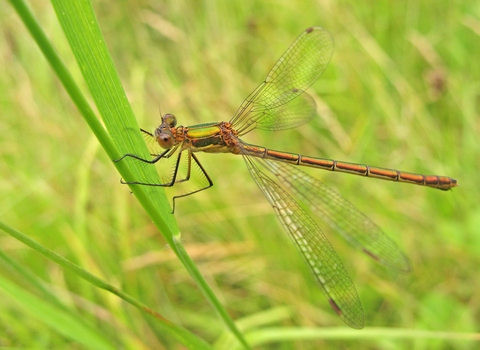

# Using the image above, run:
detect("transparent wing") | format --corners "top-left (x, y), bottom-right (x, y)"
top-left (264, 160), bottom-right (412, 272)
top-left (240, 148), bottom-right (364, 329)
top-left (230, 27), bottom-right (333, 135)
top-left (242, 92), bottom-right (317, 132)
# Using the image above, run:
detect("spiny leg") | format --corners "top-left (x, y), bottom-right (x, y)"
top-left (114, 145), bottom-right (179, 164)
top-left (118, 149), bottom-right (184, 187)
top-left (115, 146), bottom-right (213, 213)
top-left (171, 152), bottom-right (213, 213)
top-left (173, 148), bottom-right (192, 185)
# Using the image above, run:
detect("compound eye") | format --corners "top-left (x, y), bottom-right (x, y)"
top-left (157, 132), bottom-right (174, 149)
top-left (163, 114), bottom-right (177, 128)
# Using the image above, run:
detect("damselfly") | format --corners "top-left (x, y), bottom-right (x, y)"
top-left (116, 27), bottom-right (457, 328)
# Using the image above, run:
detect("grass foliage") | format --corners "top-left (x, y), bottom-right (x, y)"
top-left (1, 0), bottom-right (479, 348)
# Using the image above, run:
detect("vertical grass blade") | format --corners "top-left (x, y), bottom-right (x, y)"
top-left (9, 0), bottom-right (250, 348)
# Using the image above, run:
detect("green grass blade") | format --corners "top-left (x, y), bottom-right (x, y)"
top-left (244, 327), bottom-right (480, 347)
top-left (0, 220), bottom-right (214, 350)
top-left (9, 0), bottom-right (249, 348)
top-left (0, 273), bottom-right (117, 350)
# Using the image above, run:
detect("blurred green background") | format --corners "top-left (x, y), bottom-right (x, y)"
top-left (1, 0), bottom-right (479, 349)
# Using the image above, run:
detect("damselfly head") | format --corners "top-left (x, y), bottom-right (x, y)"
top-left (154, 128), bottom-right (174, 149)
top-left (154, 114), bottom-right (177, 149)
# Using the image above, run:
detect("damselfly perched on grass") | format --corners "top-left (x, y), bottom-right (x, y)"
top-left (116, 27), bottom-right (457, 328)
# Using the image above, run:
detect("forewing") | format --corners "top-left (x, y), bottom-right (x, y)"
top-left (231, 27), bottom-right (333, 135)
top-left (241, 153), bottom-right (364, 329)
